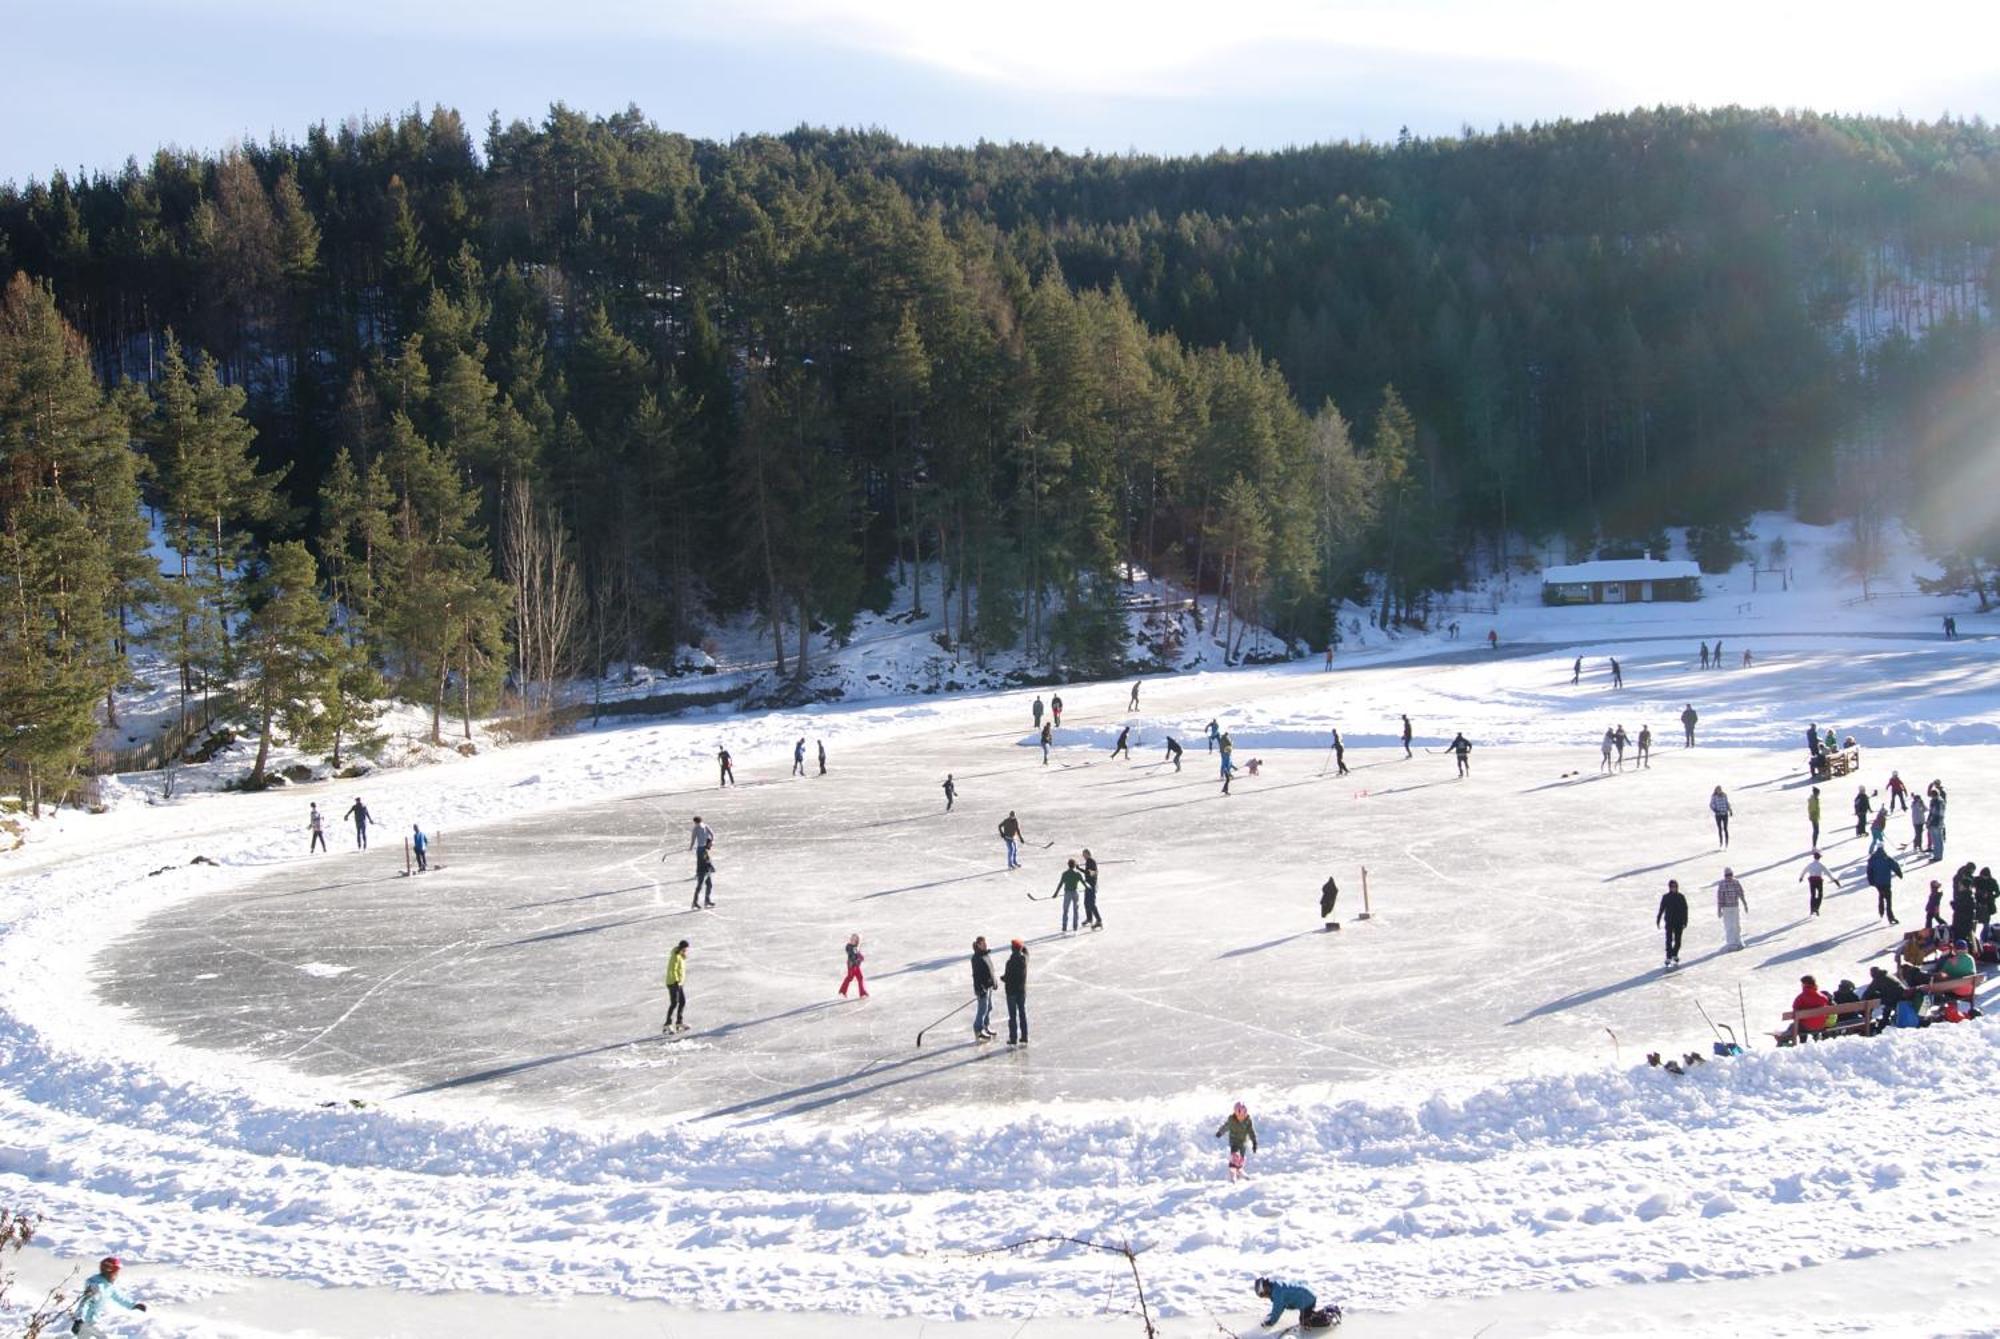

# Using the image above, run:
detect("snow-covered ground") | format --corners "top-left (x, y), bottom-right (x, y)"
top-left (6, 515), bottom-right (2000, 1337)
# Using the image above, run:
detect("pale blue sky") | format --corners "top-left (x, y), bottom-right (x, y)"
top-left (10, 0), bottom-right (2000, 186)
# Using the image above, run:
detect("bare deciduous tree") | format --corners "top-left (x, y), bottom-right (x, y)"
top-left (503, 480), bottom-right (584, 732)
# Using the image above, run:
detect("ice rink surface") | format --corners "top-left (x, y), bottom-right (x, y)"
top-left (104, 643), bottom-right (2000, 1124)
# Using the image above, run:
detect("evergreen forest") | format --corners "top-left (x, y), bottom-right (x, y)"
top-left (5, 104), bottom-right (2000, 807)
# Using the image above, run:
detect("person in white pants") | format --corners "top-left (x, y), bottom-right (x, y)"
top-left (1717, 867), bottom-right (1749, 950)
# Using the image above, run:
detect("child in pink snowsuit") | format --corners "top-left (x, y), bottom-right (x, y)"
top-left (839, 933), bottom-right (869, 999)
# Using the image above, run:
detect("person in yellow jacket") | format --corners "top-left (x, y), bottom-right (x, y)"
top-left (662, 940), bottom-right (690, 1033)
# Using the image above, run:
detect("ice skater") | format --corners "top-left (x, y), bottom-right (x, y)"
top-left (1799, 851), bottom-right (1838, 916)
top-left (1450, 731), bottom-right (1473, 777)
top-left (1082, 848), bottom-right (1102, 929)
top-left (1572, 655), bottom-right (1582, 685)
top-left (72, 1257), bottom-right (148, 1337)
top-left (1206, 718), bottom-right (1220, 752)
top-left (943, 774), bottom-right (957, 812)
top-left (1910, 791), bottom-right (1927, 852)
top-left (1032, 695), bottom-right (1045, 729)
top-left (1319, 875), bottom-right (1339, 925)
top-left (411, 823), bottom-right (429, 872)
top-left (1709, 785), bottom-right (1733, 848)
top-left (1927, 784), bottom-right (1946, 864)
top-left (792, 737), bottom-right (807, 776)
top-left (343, 796), bottom-right (372, 850)
top-left (839, 933), bottom-right (868, 998)
top-left (1039, 721), bottom-right (1052, 764)
top-left (817, 739), bottom-right (827, 775)
top-left (1869, 805), bottom-right (1889, 851)
top-left (661, 940), bottom-right (689, 1032)
top-left (1681, 703), bottom-right (1697, 747)
top-left (999, 811), bottom-right (1025, 868)
top-left (1852, 783), bottom-right (1871, 836)
top-left (717, 746), bottom-right (735, 786)
top-left (308, 802), bottom-right (326, 853)
top-left (1612, 724), bottom-right (1628, 770)
top-left (1330, 728), bottom-right (1349, 776)
top-left (1925, 879), bottom-right (1946, 931)
top-left (1164, 736), bottom-right (1184, 771)
top-left (692, 844), bottom-right (715, 909)
top-left (1110, 724), bottom-right (1132, 759)
top-left (1220, 751), bottom-right (1236, 795)
top-left (1608, 656), bottom-right (1623, 689)
top-left (1868, 843), bottom-right (1904, 923)
top-left (1215, 1101), bottom-right (1258, 1181)
top-left (1003, 939), bottom-right (1029, 1046)
top-left (1050, 694), bottom-right (1064, 727)
top-left (970, 936), bottom-right (996, 1041)
top-left (1716, 868), bottom-right (1748, 950)
top-left (1600, 728), bottom-right (1615, 774)
top-left (1128, 680), bottom-right (1141, 711)
top-left (1055, 859), bottom-right (1086, 933)
top-left (1401, 714), bottom-right (1413, 759)
top-left (1885, 771), bottom-right (1908, 811)
top-left (1699, 642), bottom-right (1710, 670)
top-left (1636, 724), bottom-right (1652, 767)
top-left (1657, 879), bottom-right (1687, 966)
top-left (1807, 786), bottom-right (1821, 847)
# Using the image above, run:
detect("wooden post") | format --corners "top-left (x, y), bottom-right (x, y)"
top-left (403, 837), bottom-right (412, 878)
top-left (1357, 866), bottom-right (1372, 920)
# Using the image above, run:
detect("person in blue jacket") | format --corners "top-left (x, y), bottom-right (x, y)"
top-left (73, 1256), bottom-right (148, 1336)
top-left (1253, 1276), bottom-right (1340, 1329)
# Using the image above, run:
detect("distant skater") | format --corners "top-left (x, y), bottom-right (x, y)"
top-left (999, 811), bottom-right (1025, 868)
top-left (1853, 784), bottom-right (1870, 836)
top-left (1572, 656), bottom-right (1582, 685)
top-left (1082, 848), bottom-right (1102, 929)
top-left (1716, 868), bottom-right (1748, 950)
top-left (1636, 724), bottom-right (1652, 767)
top-left (817, 739), bottom-right (827, 775)
top-left (1709, 785), bottom-right (1733, 848)
top-left (1680, 703), bottom-right (1697, 747)
top-left (1657, 879), bottom-right (1687, 966)
top-left (1799, 851), bottom-right (1839, 917)
top-left (1215, 1102), bottom-right (1258, 1182)
top-left (411, 824), bottom-right (429, 872)
top-left (1401, 714), bottom-right (1413, 759)
top-left (1807, 786), bottom-right (1821, 847)
top-left (1003, 939), bottom-right (1029, 1046)
top-left (308, 802), bottom-right (326, 854)
top-left (1320, 875), bottom-right (1339, 924)
top-left (1868, 844), bottom-right (1904, 923)
top-left (692, 844), bottom-right (715, 908)
top-left (1050, 694), bottom-right (1064, 728)
top-left (1128, 681), bottom-right (1141, 711)
top-left (1450, 731), bottom-right (1473, 777)
top-left (839, 933), bottom-right (868, 999)
top-left (343, 796), bottom-right (372, 850)
top-left (971, 937), bottom-right (996, 1041)
top-left (1331, 728), bottom-right (1349, 775)
top-left (717, 746), bottom-right (735, 786)
top-left (1206, 719), bottom-right (1220, 753)
top-left (1699, 642), bottom-right (1710, 670)
top-left (943, 774), bottom-right (957, 812)
top-left (1164, 736), bottom-right (1184, 771)
top-left (1056, 858), bottom-right (1085, 933)
top-left (1220, 751), bottom-right (1237, 795)
top-left (793, 737), bottom-right (807, 777)
top-left (1110, 725), bottom-right (1131, 759)
top-left (1032, 695), bottom-right (1045, 730)
top-left (661, 940), bottom-right (689, 1032)
top-left (1608, 656), bottom-right (1623, 689)
top-left (1040, 722), bottom-right (1053, 764)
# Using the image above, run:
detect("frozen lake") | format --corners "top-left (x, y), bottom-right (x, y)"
top-left (100, 645), bottom-right (1989, 1125)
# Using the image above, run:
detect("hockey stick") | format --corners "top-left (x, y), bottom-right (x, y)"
top-left (1317, 736), bottom-right (1339, 777)
top-left (916, 997), bottom-right (975, 1048)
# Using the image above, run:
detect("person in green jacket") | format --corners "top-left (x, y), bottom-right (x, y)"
top-left (1807, 786), bottom-right (1821, 847)
top-left (662, 940), bottom-right (689, 1033)
top-left (1215, 1101), bottom-right (1258, 1181)
top-left (1055, 859), bottom-right (1086, 934)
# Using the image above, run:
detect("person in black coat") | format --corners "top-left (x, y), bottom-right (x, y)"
top-left (1863, 966), bottom-right (1907, 1028)
top-left (1319, 876), bottom-right (1339, 923)
top-left (1657, 879), bottom-right (1689, 966)
top-left (1002, 939), bottom-right (1029, 1046)
top-left (970, 937), bottom-right (996, 1041)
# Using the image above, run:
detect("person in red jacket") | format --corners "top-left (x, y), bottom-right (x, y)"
top-left (1791, 974), bottom-right (1832, 1043)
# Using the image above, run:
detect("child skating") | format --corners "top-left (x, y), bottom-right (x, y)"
top-left (839, 933), bottom-right (868, 998)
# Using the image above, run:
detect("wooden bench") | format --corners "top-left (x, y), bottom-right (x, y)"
top-left (1810, 747), bottom-right (1861, 780)
top-left (1771, 999), bottom-right (1877, 1045)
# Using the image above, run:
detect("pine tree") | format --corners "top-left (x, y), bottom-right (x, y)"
top-left (239, 541), bottom-right (338, 787)
top-left (0, 274), bottom-right (136, 813)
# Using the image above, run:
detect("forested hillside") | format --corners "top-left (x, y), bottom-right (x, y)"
top-left (3, 105), bottom-right (1999, 806)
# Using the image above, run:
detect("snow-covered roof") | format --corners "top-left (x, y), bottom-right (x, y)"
top-left (1541, 559), bottom-right (1702, 584)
